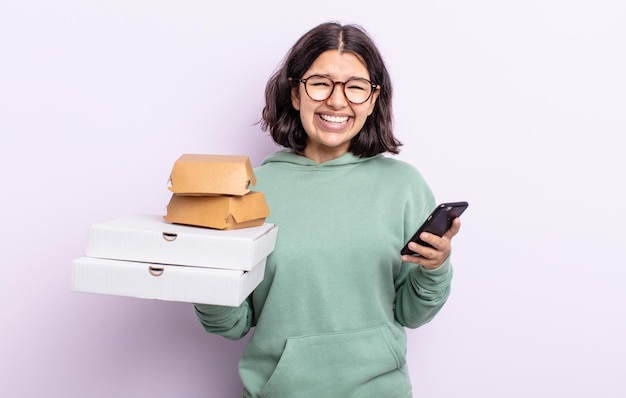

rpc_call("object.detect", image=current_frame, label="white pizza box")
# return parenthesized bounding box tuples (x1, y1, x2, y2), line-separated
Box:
(85, 214, 277, 271)
(71, 256, 265, 306)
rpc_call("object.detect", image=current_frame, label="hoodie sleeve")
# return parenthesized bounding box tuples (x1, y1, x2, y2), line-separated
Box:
(194, 299, 254, 340)
(393, 164, 453, 328)
(394, 258, 453, 328)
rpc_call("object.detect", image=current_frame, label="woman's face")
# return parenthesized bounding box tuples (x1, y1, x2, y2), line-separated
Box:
(291, 50, 379, 163)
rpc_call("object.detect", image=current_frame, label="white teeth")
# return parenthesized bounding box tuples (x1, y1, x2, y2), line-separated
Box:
(320, 114, 348, 123)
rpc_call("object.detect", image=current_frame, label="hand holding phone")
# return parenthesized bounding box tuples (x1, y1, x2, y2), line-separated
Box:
(401, 201, 468, 256)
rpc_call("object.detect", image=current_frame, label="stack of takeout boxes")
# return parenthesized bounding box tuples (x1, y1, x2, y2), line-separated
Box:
(71, 154, 277, 306)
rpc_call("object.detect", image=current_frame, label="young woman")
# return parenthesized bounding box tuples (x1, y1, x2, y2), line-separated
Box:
(195, 22, 461, 398)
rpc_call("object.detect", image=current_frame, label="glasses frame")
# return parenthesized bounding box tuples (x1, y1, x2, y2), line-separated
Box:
(291, 75, 380, 105)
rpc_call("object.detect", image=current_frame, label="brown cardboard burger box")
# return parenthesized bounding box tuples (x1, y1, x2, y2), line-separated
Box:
(164, 191, 269, 230)
(168, 153, 255, 196)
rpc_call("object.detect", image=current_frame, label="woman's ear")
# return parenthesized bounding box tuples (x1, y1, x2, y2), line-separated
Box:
(291, 86, 301, 111)
(367, 87, 380, 116)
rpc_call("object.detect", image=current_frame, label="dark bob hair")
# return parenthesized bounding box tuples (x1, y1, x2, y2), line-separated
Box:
(260, 22, 402, 157)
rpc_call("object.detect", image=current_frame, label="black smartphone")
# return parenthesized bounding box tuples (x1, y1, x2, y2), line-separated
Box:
(401, 201, 469, 256)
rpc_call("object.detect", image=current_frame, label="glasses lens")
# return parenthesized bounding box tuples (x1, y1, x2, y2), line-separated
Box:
(304, 75, 334, 101)
(344, 78, 373, 104)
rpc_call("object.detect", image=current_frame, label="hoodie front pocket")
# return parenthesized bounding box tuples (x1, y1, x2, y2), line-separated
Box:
(259, 325, 407, 398)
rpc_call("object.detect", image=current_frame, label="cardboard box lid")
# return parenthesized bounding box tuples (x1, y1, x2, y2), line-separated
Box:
(168, 154, 256, 196)
(164, 191, 270, 230)
(86, 214, 277, 270)
(72, 256, 265, 306)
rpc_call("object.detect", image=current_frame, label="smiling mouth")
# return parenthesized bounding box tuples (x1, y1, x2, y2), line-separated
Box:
(320, 114, 349, 124)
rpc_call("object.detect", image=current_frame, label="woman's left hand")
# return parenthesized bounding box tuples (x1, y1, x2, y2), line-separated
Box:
(401, 217, 461, 270)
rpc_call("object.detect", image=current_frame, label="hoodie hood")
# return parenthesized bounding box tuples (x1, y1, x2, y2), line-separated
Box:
(260, 149, 381, 169)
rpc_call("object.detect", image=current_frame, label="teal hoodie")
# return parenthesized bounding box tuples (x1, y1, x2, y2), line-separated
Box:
(195, 150, 453, 398)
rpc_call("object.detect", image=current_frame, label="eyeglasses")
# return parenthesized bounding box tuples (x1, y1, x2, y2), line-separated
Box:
(292, 75, 379, 105)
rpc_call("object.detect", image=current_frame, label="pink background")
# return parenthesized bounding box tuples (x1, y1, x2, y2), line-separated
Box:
(2, 1, 625, 397)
